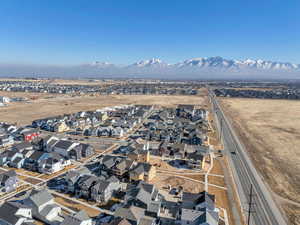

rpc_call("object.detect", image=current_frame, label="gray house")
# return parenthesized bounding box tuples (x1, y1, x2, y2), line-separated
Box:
(179, 191, 219, 225)
(180, 209, 219, 225)
(91, 180, 120, 203)
(24, 189, 62, 224)
(61, 210, 92, 225)
(0, 170, 18, 192)
(0, 201, 33, 225)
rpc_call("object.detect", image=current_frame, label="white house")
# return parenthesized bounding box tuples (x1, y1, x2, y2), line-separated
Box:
(0, 96, 10, 103)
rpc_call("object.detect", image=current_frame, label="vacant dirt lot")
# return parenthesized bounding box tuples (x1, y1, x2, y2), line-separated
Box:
(220, 98, 300, 224)
(150, 174, 204, 193)
(0, 94, 206, 125)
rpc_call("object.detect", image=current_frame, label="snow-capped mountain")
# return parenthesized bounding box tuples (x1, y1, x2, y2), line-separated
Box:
(130, 58, 169, 67)
(1, 56, 299, 79)
(87, 57, 300, 71)
(173, 57, 300, 71)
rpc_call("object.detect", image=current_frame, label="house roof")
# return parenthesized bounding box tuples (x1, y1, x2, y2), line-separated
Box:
(92, 180, 110, 193)
(107, 217, 132, 225)
(130, 163, 153, 176)
(181, 208, 203, 222)
(182, 191, 215, 210)
(77, 175, 98, 189)
(65, 170, 80, 182)
(61, 210, 90, 225)
(12, 156, 24, 164)
(137, 182, 155, 194)
(147, 201, 161, 214)
(0, 170, 17, 184)
(40, 204, 58, 217)
(0, 202, 30, 225)
(13, 142, 32, 151)
(181, 208, 219, 225)
(28, 151, 46, 161)
(7, 150, 20, 158)
(54, 140, 75, 150)
(114, 205, 145, 222)
(101, 155, 119, 169)
(28, 189, 54, 207)
(138, 216, 155, 225)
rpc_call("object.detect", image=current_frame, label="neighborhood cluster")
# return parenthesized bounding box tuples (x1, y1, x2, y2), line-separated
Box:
(214, 88, 300, 100)
(0, 103, 222, 225)
(0, 80, 201, 96)
(32, 105, 152, 138)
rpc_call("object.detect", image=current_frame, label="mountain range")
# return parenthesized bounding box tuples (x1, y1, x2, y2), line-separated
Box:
(90, 57, 300, 70)
(1, 56, 299, 79)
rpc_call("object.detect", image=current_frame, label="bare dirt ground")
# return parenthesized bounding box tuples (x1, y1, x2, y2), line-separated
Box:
(54, 195, 100, 217)
(150, 174, 204, 193)
(219, 97, 300, 225)
(0, 94, 206, 125)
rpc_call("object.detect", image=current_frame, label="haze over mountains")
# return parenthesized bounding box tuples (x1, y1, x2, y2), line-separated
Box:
(1, 56, 299, 79)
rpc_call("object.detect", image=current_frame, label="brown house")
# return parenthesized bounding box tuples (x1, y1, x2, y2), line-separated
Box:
(128, 149, 150, 163)
(129, 163, 156, 182)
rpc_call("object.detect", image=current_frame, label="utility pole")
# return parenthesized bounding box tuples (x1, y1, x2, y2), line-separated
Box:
(247, 184, 253, 225)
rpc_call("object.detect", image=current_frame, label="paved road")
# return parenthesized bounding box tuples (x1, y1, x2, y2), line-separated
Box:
(209, 90, 287, 225)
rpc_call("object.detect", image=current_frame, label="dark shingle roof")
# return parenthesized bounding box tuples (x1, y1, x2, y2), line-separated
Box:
(0, 202, 30, 225)
(54, 140, 74, 149)
(182, 191, 215, 210)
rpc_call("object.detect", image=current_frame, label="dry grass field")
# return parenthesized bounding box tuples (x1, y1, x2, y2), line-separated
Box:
(0, 94, 206, 125)
(0, 91, 59, 99)
(219, 98, 300, 225)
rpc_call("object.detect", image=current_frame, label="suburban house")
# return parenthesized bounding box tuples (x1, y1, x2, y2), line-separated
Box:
(72, 174, 120, 203)
(7, 151, 25, 169)
(12, 142, 33, 152)
(23, 151, 49, 172)
(129, 163, 156, 182)
(0, 135, 14, 147)
(74, 143, 94, 158)
(0, 201, 33, 225)
(100, 155, 136, 178)
(24, 189, 62, 224)
(124, 182, 160, 215)
(61, 210, 92, 225)
(178, 191, 219, 225)
(114, 205, 147, 225)
(63, 167, 91, 193)
(53, 122, 69, 133)
(49, 139, 94, 160)
(91, 179, 120, 203)
(43, 136, 60, 152)
(52, 140, 80, 157)
(20, 128, 40, 142)
(0, 170, 18, 192)
(39, 152, 71, 174)
(128, 148, 150, 163)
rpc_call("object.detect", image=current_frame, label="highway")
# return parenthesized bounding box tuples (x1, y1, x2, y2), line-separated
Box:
(209, 90, 287, 225)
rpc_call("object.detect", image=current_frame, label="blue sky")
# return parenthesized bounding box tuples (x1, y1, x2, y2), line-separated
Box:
(1, 0, 300, 65)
